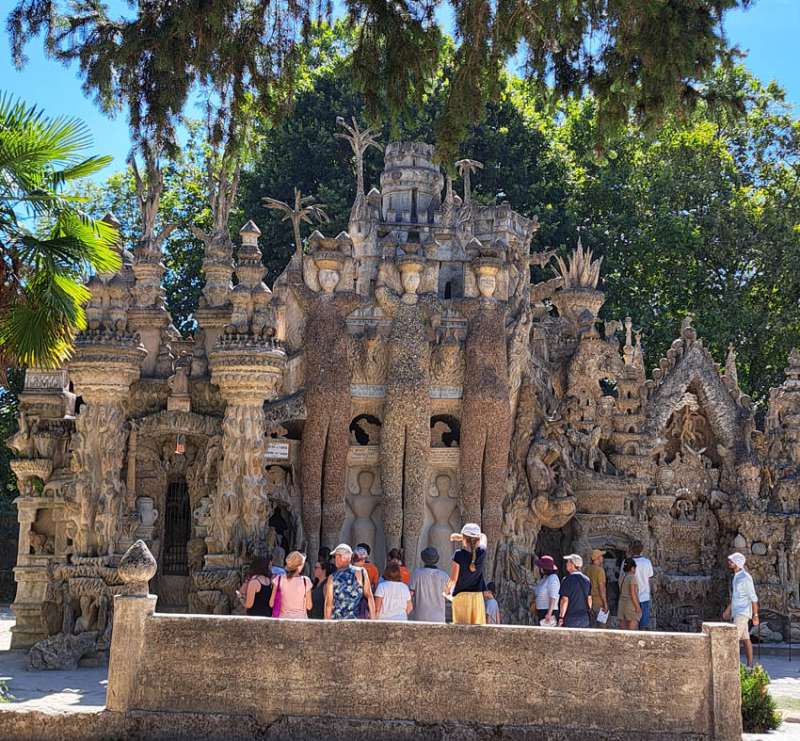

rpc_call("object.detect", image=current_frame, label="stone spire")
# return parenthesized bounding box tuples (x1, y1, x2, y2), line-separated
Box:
(725, 343, 739, 390)
(623, 316, 634, 365)
(207, 221, 287, 566)
(380, 142, 444, 224)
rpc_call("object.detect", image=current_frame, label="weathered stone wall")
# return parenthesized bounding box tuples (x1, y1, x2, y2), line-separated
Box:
(105, 595, 742, 741)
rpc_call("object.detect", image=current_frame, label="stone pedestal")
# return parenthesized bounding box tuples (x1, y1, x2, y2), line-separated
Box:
(10, 498, 50, 647)
(107, 540, 158, 712)
(127, 307, 169, 377)
(10, 564, 50, 648)
(702, 622, 743, 741)
(204, 553, 236, 569)
(195, 306, 231, 364)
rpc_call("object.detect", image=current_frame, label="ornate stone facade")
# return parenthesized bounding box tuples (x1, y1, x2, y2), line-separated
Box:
(8, 124, 800, 656)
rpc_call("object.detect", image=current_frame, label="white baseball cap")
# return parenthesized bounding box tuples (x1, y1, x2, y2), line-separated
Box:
(332, 543, 353, 557)
(564, 553, 583, 569)
(728, 552, 746, 569)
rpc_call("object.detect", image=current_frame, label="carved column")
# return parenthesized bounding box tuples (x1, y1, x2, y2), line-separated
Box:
(208, 341, 286, 564)
(67, 334, 146, 558)
(128, 239, 171, 377)
(194, 221, 235, 365)
(206, 220, 286, 566)
(9, 368, 76, 648)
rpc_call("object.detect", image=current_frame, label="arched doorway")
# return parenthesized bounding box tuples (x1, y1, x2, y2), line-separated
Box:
(158, 478, 191, 611)
(163, 479, 191, 576)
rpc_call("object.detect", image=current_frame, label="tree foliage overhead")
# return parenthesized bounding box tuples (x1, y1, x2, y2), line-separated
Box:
(7, 0, 313, 147)
(8, 0, 751, 160)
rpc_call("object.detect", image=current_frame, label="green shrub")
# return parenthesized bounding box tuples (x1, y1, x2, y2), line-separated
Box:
(740, 664, 781, 733)
(0, 679, 14, 703)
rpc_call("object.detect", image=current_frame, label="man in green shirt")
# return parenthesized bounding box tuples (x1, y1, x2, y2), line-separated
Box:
(585, 549, 609, 627)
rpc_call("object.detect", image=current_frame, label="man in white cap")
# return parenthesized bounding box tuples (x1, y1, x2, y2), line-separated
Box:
(722, 552, 759, 668)
(558, 554, 592, 628)
(324, 543, 375, 620)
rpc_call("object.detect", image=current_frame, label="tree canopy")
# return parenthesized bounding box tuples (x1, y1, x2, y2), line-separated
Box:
(7, 0, 752, 161)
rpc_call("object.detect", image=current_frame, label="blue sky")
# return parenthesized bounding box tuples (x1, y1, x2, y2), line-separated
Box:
(1, 0, 798, 175)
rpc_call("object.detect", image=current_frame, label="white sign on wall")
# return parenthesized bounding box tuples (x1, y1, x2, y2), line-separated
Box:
(266, 441, 290, 459)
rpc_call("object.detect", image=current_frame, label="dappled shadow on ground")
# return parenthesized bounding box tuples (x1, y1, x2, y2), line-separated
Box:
(0, 605, 107, 712)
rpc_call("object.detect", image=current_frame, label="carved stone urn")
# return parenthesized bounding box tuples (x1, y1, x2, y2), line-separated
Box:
(118, 539, 157, 596)
(551, 288, 605, 324)
(136, 496, 159, 529)
(134, 497, 158, 543)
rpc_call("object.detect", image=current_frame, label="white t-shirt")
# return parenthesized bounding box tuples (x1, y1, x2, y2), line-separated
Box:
(375, 580, 411, 620)
(633, 556, 654, 601)
(534, 573, 561, 610)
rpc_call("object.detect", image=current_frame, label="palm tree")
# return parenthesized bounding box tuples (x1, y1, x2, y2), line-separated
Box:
(0, 94, 119, 372)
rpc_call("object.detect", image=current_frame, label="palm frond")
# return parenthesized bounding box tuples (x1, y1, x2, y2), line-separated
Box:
(0, 271, 89, 368)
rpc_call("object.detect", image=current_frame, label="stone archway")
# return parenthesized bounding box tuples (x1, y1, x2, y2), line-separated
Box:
(642, 344, 741, 453)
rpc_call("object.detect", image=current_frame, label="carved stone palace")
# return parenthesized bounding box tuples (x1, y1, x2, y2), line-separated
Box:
(7, 124, 800, 664)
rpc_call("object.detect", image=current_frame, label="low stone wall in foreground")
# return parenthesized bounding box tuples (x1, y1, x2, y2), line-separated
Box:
(98, 592, 742, 741)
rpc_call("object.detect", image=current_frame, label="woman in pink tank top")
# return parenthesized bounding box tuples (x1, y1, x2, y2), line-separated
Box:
(270, 551, 312, 619)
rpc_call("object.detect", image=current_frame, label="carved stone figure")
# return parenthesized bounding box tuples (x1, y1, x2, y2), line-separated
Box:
(376, 252, 442, 565)
(345, 469, 382, 551)
(455, 253, 512, 573)
(289, 238, 367, 561)
(424, 473, 460, 562)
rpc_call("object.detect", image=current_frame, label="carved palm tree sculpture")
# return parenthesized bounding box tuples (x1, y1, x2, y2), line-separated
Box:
(335, 116, 383, 197)
(263, 187, 328, 259)
(455, 158, 484, 204)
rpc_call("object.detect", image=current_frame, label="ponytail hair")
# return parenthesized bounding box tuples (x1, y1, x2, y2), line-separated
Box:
(463, 535, 481, 572)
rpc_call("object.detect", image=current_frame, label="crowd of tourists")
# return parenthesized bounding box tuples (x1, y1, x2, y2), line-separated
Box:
(236, 523, 501, 624)
(236, 526, 760, 663)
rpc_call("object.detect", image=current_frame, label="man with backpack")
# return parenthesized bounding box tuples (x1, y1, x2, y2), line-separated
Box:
(558, 553, 592, 628)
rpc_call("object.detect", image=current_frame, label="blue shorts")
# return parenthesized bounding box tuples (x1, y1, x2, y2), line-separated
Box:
(639, 600, 651, 629)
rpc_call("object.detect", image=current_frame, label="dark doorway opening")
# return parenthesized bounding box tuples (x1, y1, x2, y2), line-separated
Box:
(163, 479, 191, 576)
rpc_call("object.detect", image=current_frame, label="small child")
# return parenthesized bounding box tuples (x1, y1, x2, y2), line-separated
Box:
(484, 581, 501, 625)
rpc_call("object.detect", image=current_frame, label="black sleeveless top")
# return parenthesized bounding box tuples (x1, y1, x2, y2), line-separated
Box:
(246, 577, 273, 617)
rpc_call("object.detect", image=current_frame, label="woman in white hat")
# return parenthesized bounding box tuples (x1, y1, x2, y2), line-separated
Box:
(445, 523, 488, 625)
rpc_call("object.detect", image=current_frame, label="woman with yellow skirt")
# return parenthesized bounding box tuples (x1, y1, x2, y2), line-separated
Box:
(445, 523, 487, 625)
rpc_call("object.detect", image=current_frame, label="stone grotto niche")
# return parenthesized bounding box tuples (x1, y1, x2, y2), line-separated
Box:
(264, 464, 302, 553)
(430, 414, 460, 448)
(660, 389, 720, 468)
(349, 414, 382, 446)
(30, 508, 55, 555)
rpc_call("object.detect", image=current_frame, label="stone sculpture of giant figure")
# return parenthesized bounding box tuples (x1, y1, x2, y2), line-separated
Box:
(376, 252, 442, 566)
(289, 239, 366, 561)
(457, 253, 511, 575)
